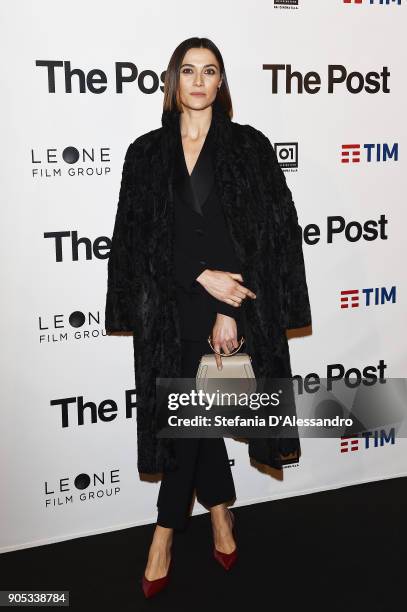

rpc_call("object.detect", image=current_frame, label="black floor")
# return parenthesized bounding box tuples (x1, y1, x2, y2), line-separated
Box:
(1, 476, 405, 611)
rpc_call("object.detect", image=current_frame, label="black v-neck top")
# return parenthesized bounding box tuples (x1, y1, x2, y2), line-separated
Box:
(172, 116, 245, 341)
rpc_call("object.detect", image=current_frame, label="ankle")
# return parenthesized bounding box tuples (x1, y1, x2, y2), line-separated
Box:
(210, 503, 228, 516)
(210, 504, 229, 525)
(150, 526, 172, 552)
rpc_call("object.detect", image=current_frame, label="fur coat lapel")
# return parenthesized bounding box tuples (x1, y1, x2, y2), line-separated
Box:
(105, 99, 312, 474)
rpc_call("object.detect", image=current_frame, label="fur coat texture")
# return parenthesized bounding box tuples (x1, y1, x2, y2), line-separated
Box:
(105, 99, 312, 475)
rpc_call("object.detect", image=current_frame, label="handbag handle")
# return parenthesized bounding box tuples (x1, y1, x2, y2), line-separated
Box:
(207, 335, 245, 356)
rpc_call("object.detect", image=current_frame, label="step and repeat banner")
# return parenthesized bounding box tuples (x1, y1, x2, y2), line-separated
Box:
(1, 0, 406, 553)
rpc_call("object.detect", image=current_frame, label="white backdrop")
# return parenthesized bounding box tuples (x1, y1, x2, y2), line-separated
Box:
(1, 0, 406, 553)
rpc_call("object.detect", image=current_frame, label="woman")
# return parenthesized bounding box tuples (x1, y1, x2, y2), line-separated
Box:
(105, 37, 312, 598)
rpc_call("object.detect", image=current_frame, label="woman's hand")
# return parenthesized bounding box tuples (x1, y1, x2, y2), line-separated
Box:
(211, 313, 240, 370)
(197, 269, 256, 308)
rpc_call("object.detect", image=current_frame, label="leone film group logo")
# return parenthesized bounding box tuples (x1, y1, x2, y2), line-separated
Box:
(38, 309, 107, 344)
(31, 145, 112, 179)
(44, 468, 121, 508)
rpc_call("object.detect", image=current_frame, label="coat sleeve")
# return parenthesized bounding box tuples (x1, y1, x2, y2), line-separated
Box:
(105, 141, 140, 332)
(256, 131, 312, 330)
(213, 300, 239, 318)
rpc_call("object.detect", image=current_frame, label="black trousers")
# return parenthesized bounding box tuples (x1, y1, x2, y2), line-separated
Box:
(156, 337, 236, 531)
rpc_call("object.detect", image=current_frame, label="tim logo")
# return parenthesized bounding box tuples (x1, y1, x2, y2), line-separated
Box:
(340, 286, 396, 309)
(341, 143, 398, 163)
(340, 428, 395, 453)
(343, 1, 401, 5)
(275, 142, 298, 170)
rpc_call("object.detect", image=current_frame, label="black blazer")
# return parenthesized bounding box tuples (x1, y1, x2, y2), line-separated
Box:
(172, 114, 245, 341)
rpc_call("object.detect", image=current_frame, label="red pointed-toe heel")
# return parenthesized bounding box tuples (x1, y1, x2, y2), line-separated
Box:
(141, 557, 172, 598)
(213, 508, 238, 570)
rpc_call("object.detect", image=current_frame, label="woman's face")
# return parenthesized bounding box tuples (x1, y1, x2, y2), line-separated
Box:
(178, 47, 223, 112)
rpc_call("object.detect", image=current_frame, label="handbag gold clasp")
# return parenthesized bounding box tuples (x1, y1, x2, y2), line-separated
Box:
(207, 335, 245, 356)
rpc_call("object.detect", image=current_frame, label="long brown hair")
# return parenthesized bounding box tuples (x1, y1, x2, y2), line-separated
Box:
(162, 37, 233, 119)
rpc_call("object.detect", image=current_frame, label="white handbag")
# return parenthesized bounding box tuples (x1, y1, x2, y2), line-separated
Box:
(196, 335, 257, 396)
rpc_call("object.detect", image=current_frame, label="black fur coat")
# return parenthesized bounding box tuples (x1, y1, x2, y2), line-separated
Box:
(105, 100, 312, 475)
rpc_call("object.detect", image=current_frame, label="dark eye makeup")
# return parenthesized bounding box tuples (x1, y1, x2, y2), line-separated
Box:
(180, 67, 217, 75)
